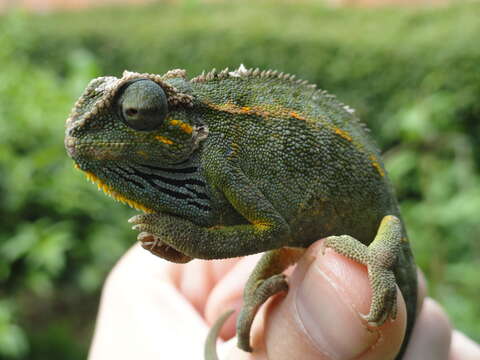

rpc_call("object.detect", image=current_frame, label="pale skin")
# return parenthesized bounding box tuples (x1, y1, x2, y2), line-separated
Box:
(89, 241, 480, 360)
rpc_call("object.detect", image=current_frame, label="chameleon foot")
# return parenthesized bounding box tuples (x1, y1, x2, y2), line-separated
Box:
(130, 215, 192, 263)
(237, 273, 288, 352)
(237, 248, 304, 352)
(203, 248, 302, 360)
(323, 215, 402, 327)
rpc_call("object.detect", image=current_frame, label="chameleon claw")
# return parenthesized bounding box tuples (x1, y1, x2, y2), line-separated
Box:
(360, 282, 398, 326)
(137, 231, 152, 241)
(137, 231, 193, 264)
(137, 232, 160, 250)
(132, 224, 149, 232)
(128, 214, 144, 224)
(361, 312, 389, 327)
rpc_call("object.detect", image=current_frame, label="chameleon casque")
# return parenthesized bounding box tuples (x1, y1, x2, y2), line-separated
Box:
(64, 65, 417, 359)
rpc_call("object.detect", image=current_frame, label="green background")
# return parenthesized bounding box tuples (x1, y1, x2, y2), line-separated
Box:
(0, 1, 479, 358)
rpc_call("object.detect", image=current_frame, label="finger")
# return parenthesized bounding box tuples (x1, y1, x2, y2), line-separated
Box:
(449, 330, 480, 360)
(205, 254, 262, 339)
(416, 268, 427, 311)
(403, 298, 451, 360)
(210, 257, 246, 283)
(179, 259, 215, 313)
(178, 257, 243, 314)
(89, 244, 208, 359)
(251, 241, 407, 360)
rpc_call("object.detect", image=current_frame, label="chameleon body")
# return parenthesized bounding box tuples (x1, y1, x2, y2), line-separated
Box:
(65, 65, 417, 359)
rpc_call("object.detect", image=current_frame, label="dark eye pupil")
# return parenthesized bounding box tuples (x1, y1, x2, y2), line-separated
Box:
(119, 79, 168, 131)
(125, 108, 138, 117)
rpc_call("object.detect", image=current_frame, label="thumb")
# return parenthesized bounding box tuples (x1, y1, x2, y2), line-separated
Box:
(246, 241, 407, 360)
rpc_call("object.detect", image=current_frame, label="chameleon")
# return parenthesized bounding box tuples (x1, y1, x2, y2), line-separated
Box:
(64, 65, 417, 359)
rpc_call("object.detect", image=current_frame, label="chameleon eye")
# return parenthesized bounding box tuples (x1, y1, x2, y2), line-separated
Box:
(119, 79, 168, 131)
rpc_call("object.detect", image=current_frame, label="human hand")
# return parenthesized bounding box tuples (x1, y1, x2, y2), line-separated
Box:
(88, 241, 480, 360)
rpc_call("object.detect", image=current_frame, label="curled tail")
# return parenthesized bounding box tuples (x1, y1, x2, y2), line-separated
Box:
(204, 310, 235, 360)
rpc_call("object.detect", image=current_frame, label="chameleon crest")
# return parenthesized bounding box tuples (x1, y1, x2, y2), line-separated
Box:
(65, 65, 417, 359)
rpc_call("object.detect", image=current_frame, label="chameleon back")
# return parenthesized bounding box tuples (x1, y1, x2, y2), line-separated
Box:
(190, 71, 400, 247)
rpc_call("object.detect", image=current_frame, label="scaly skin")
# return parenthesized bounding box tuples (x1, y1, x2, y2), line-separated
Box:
(65, 65, 417, 359)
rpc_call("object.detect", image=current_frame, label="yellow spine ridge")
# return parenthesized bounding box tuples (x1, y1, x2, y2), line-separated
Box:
(80, 170, 154, 213)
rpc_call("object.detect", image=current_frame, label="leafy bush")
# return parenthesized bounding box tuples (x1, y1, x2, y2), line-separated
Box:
(0, 2, 479, 358)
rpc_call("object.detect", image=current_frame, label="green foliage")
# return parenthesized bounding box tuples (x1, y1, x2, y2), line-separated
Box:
(0, 12, 134, 359)
(0, 2, 479, 358)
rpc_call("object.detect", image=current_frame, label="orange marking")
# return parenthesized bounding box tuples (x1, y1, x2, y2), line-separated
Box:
(370, 154, 385, 177)
(290, 111, 305, 120)
(207, 102, 311, 122)
(169, 119, 193, 134)
(253, 221, 271, 231)
(207, 103, 375, 168)
(180, 123, 193, 134)
(334, 127, 353, 142)
(155, 135, 174, 145)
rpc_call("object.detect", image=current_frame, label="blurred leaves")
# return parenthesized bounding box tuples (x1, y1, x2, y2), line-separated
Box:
(0, 11, 132, 359)
(0, 2, 479, 358)
(0, 301, 28, 358)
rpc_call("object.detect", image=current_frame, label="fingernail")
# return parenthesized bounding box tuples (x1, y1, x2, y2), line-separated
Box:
(295, 251, 378, 359)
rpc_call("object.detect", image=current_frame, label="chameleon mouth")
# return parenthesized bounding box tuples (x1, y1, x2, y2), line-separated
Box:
(72, 162, 192, 263)
(73, 163, 154, 213)
(65, 136, 129, 161)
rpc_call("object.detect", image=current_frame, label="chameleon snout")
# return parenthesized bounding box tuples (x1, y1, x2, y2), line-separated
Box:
(64, 135, 77, 158)
(64, 135, 129, 161)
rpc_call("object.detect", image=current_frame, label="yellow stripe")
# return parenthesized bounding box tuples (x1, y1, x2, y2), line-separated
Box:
(369, 154, 385, 177)
(169, 119, 193, 134)
(155, 135, 174, 145)
(334, 127, 353, 142)
(207, 102, 291, 120)
(207, 102, 383, 178)
(253, 220, 271, 231)
(76, 167, 154, 213)
(290, 111, 305, 120)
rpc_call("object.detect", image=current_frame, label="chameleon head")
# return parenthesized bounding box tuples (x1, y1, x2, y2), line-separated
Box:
(64, 70, 208, 213)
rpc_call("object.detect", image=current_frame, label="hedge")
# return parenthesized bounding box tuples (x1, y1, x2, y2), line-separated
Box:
(0, 2, 479, 358)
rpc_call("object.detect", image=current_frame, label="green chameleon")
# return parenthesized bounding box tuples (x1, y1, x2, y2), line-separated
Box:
(65, 65, 417, 359)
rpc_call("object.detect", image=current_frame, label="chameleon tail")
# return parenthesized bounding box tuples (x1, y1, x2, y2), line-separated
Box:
(204, 310, 235, 360)
(394, 240, 418, 360)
